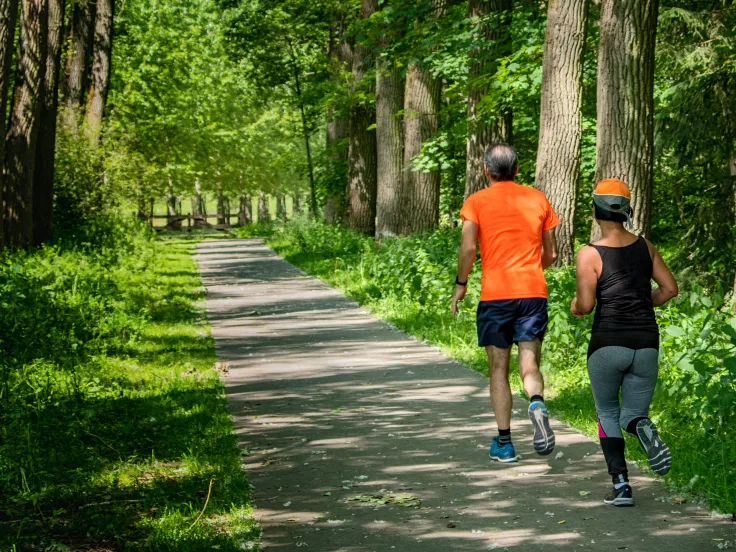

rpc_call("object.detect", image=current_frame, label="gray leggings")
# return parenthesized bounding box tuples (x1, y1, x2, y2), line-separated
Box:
(587, 346, 659, 439)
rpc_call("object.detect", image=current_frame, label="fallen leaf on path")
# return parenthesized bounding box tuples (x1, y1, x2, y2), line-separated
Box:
(283, 502, 291, 507)
(579, 491, 590, 496)
(346, 493, 420, 508)
(555, 451, 564, 459)
(287, 518, 300, 522)
(247, 311, 263, 316)
(447, 522, 457, 528)
(558, 520, 566, 524)
(672, 497, 686, 504)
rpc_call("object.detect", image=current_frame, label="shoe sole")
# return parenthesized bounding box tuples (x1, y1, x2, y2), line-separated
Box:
(636, 419, 672, 475)
(528, 403, 555, 456)
(604, 497, 634, 507)
(490, 453, 519, 463)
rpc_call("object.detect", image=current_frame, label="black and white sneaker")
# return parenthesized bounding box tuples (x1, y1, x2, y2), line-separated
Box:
(604, 484, 634, 507)
(635, 419, 672, 475)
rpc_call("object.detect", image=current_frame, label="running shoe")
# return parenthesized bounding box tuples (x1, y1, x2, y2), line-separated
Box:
(604, 484, 634, 507)
(635, 418, 672, 475)
(489, 436, 519, 463)
(528, 401, 555, 456)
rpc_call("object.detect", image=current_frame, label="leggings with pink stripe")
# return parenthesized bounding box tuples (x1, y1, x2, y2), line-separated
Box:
(587, 346, 659, 482)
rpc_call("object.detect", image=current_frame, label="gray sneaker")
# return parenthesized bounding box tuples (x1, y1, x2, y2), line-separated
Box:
(528, 401, 555, 456)
(635, 419, 672, 475)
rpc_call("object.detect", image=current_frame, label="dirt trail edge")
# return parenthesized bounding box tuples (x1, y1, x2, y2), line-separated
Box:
(197, 239, 734, 552)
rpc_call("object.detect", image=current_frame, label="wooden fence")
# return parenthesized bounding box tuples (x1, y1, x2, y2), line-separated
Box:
(148, 213, 240, 232)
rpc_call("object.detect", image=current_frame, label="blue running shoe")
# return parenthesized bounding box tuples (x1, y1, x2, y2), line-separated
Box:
(489, 436, 519, 463)
(528, 401, 555, 456)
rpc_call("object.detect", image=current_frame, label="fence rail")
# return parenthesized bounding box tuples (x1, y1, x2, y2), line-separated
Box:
(148, 213, 240, 232)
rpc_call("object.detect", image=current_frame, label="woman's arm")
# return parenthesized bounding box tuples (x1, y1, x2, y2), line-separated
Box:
(571, 246, 600, 317)
(647, 240, 678, 306)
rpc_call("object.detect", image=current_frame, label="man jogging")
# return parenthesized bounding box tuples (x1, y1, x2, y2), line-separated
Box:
(452, 144, 558, 463)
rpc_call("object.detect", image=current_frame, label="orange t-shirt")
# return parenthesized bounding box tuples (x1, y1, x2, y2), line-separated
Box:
(460, 181, 559, 302)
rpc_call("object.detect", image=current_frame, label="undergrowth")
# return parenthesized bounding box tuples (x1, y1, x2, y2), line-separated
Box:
(267, 217, 736, 515)
(0, 224, 259, 550)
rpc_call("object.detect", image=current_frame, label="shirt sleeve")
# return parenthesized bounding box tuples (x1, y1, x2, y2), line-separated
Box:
(543, 198, 560, 231)
(460, 195, 479, 225)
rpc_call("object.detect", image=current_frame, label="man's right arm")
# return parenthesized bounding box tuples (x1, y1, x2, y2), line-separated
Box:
(541, 229, 558, 269)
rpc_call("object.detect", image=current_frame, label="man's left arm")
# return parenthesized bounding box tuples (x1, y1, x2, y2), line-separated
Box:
(541, 228, 558, 269)
(451, 220, 478, 316)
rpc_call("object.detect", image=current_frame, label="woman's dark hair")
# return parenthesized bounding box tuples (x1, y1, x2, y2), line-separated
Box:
(484, 144, 518, 181)
(594, 203, 629, 223)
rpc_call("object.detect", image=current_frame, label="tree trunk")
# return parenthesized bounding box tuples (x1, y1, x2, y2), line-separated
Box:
(534, 0, 588, 265)
(465, 0, 513, 199)
(0, 0, 19, 181)
(293, 194, 301, 215)
(2, 0, 48, 250)
(258, 193, 270, 223)
(216, 182, 226, 225)
(167, 176, 181, 230)
(32, 0, 65, 246)
(239, 194, 251, 226)
(64, 0, 94, 111)
(276, 194, 287, 221)
(324, 10, 351, 223)
(402, 63, 441, 234)
(84, 0, 113, 146)
(592, 0, 658, 240)
(347, 0, 378, 235)
(375, 57, 405, 239)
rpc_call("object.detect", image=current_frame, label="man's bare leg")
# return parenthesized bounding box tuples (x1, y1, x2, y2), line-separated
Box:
(518, 339, 555, 455)
(486, 345, 512, 430)
(517, 339, 544, 398)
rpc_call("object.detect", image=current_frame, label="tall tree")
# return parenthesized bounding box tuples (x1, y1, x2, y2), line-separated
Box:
(32, 0, 66, 246)
(401, 0, 444, 234)
(84, 0, 114, 145)
(465, 0, 513, 199)
(64, 0, 94, 109)
(2, 0, 48, 249)
(534, 0, 588, 265)
(593, 0, 659, 239)
(324, 9, 351, 223)
(375, 27, 405, 238)
(0, 0, 19, 175)
(347, 0, 378, 235)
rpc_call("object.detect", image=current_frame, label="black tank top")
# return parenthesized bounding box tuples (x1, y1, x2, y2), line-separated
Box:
(587, 236, 659, 357)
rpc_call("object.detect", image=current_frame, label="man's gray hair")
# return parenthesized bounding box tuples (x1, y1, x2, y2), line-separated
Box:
(484, 144, 518, 181)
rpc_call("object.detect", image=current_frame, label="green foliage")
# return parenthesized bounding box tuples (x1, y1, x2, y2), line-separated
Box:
(0, 232, 258, 549)
(269, 220, 736, 513)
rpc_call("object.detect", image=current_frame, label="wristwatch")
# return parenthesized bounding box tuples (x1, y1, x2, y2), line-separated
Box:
(455, 276, 468, 286)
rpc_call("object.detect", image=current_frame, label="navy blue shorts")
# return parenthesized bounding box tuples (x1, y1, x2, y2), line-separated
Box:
(476, 298, 548, 348)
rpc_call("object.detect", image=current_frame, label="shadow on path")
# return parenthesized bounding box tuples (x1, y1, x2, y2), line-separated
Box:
(198, 239, 735, 552)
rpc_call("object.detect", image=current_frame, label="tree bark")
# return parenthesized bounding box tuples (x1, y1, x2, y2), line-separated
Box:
(32, 0, 65, 246)
(258, 193, 270, 222)
(84, 0, 113, 146)
(0, 0, 19, 176)
(2, 0, 48, 250)
(534, 0, 588, 265)
(64, 0, 94, 111)
(293, 194, 301, 214)
(239, 194, 251, 226)
(402, 63, 441, 234)
(216, 182, 226, 225)
(167, 175, 181, 230)
(325, 10, 351, 223)
(276, 194, 287, 221)
(465, 0, 513, 199)
(347, 0, 378, 235)
(592, 0, 658, 240)
(375, 57, 405, 239)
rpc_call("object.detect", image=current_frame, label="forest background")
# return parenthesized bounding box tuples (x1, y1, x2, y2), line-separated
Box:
(0, 0, 735, 548)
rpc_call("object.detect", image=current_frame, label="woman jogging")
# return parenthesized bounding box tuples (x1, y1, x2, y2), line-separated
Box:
(571, 179, 679, 507)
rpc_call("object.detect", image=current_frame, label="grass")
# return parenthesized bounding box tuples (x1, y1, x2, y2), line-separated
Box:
(266, 222, 736, 515)
(0, 236, 259, 551)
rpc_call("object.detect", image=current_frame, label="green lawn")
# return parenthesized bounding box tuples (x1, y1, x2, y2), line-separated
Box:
(0, 237, 259, 551)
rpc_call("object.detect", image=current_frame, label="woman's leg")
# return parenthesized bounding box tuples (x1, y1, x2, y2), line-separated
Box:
(620, 348, 672, 474)
(587, 346, 634, 483)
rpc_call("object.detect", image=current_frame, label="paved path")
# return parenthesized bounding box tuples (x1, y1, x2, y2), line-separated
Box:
(197, 239, 734, 552)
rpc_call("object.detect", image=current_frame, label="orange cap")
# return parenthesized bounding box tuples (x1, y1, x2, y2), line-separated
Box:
(594, 178, 631, 198)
